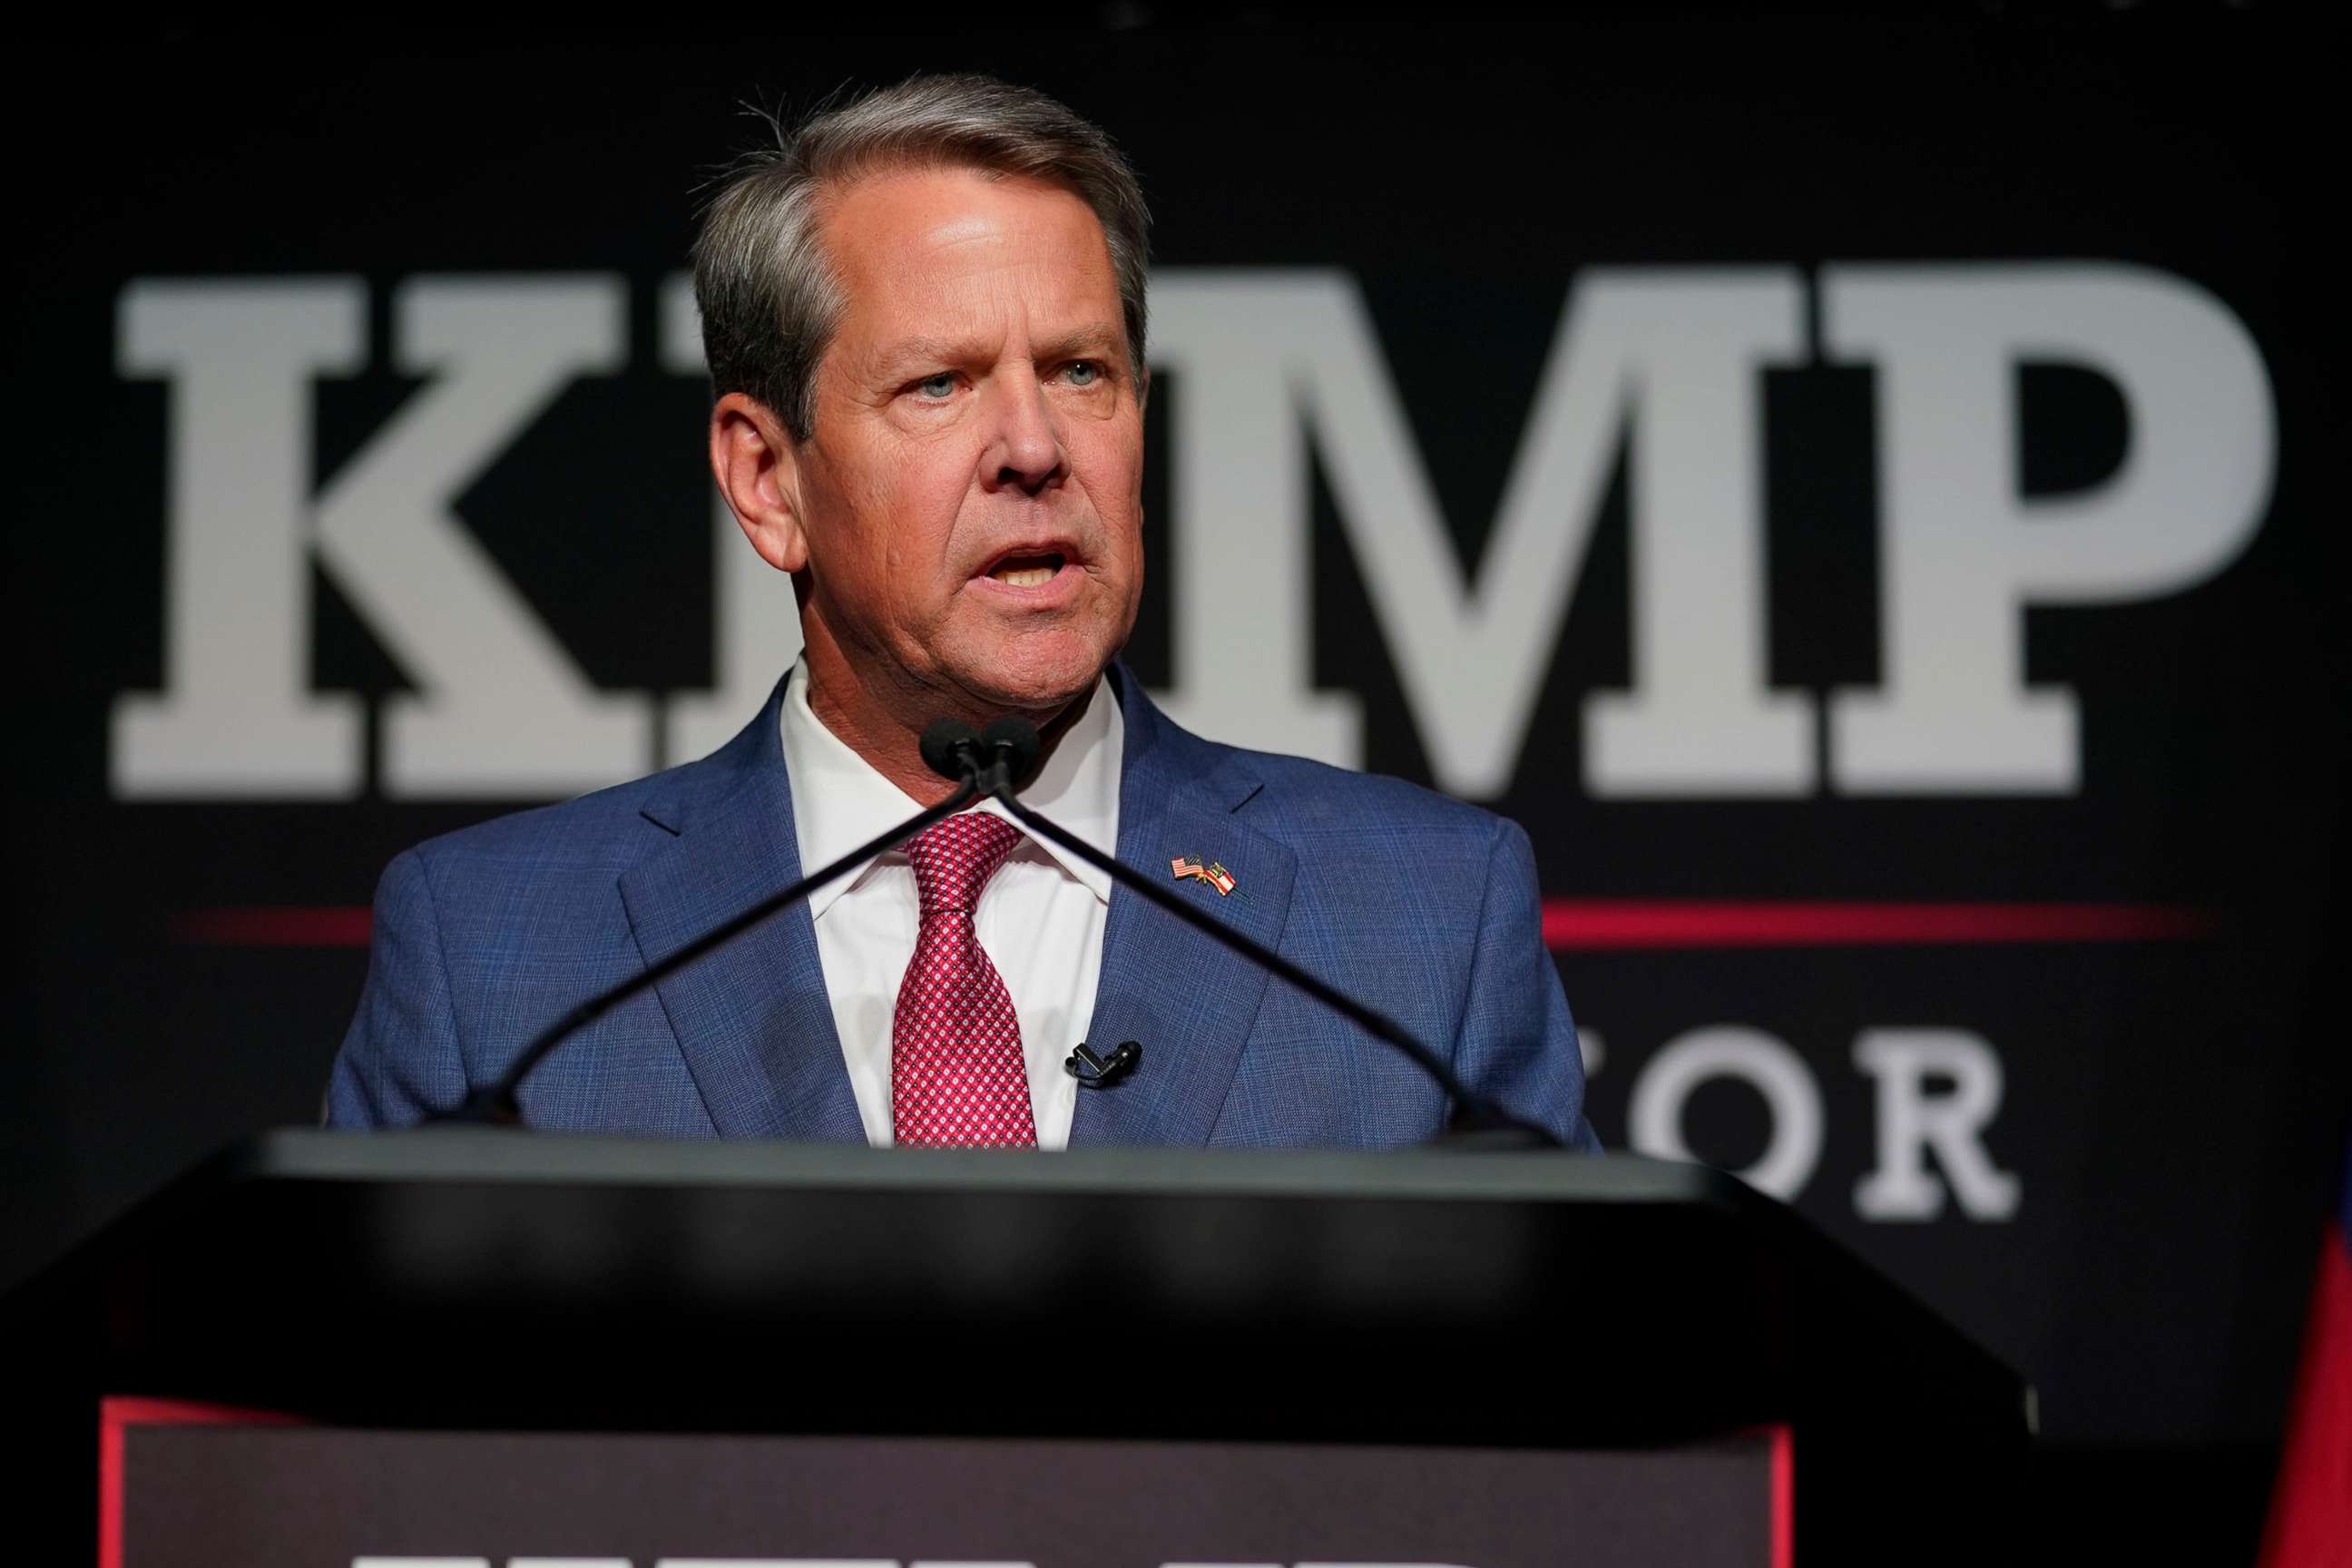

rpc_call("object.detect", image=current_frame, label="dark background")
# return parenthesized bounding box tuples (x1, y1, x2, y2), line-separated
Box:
(5, 6, 2344, 1561)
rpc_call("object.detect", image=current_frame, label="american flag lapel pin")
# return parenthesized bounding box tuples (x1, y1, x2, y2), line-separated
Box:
(1172, 854, 1238, 897)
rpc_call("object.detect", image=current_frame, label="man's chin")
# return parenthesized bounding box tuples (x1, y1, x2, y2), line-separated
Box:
(945, 633, 1114, 717)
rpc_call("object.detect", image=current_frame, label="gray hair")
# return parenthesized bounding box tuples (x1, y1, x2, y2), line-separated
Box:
(691, 74, 1152, 443)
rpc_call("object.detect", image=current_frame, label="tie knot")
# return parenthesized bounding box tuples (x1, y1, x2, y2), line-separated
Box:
(904, 811, 1024, 921)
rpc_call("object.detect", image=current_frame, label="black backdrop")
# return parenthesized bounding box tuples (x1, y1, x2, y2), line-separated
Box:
(5, 8, 2344, 1560)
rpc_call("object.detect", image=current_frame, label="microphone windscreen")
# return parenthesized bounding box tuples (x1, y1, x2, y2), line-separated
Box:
(919, 718, 984, 783)
(981, 715, 1044, 787)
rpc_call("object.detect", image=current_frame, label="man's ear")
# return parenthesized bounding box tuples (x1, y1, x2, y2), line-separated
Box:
(709, 392, 809, 573)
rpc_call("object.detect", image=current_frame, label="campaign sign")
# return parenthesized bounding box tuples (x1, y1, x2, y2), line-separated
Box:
(103, 1402, 1787, 1568)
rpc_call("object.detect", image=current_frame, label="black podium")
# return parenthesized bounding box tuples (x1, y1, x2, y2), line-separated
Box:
(8, 1130, 2024, 1565)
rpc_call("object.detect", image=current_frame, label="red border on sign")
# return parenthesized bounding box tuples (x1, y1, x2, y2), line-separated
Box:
(1731, 1423, 1797, 1567)
(1771, 1423, 1794, 1568)
(93, 1398, 1795, 1563)
(100, 1396, 299, 1568)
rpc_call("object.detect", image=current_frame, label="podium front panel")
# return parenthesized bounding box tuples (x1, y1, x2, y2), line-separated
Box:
(107, 1401, 1789, 1568)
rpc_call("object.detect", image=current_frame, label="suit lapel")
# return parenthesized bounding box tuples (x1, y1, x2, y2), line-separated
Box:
(616, 694, 864, 1142)
(1071, 674, 1296, 1147)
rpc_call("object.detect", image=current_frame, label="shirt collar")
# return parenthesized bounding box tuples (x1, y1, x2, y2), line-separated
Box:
(777, 656, 1123, 920)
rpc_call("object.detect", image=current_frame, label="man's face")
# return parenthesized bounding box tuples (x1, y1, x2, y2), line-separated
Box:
(789, 164, 1145, 717)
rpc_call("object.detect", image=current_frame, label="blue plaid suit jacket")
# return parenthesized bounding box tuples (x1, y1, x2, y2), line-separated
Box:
(326, 665, 1598, 1149)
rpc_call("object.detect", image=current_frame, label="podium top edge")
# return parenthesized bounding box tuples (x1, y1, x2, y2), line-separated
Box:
(216, 1127, 1748, 1210)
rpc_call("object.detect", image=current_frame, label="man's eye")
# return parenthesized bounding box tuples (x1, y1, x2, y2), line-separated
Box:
(1063, 360, 1101, 387)
(916, 373, 956, 399)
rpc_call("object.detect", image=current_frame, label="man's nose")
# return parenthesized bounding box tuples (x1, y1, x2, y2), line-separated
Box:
(979, 366, 1068, 495)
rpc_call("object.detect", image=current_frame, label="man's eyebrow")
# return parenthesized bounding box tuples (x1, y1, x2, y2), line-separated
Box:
(866, 335, 975, 377)
(1033, 323, 1124, 361)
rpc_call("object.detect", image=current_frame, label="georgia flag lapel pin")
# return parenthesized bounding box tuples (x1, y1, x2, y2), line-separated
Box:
(1173, 854, 1239, 897)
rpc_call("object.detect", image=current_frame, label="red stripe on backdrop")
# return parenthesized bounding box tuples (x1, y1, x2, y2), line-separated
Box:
(2259, 1222, 2352, 1568)
(168, 901, 2216, 951)
(1541, 900, 2211, 949)
(170, 906, 375, 947)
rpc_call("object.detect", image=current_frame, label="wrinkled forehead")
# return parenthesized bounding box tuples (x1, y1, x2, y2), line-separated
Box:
(817, 164, 1120, 347)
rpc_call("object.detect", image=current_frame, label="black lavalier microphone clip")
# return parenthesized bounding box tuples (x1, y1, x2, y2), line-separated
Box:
(1066, 1039, 1142, 1087)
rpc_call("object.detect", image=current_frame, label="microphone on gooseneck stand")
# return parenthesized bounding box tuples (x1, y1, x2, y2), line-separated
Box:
(925, 717, 1561, 1149)
(429, 720, 994, 1128)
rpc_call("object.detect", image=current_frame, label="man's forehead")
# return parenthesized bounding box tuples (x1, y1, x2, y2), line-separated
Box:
(825, 165, 1110, 272)
(917, 209, 1010, 251)
(821, 168, 1122, 357)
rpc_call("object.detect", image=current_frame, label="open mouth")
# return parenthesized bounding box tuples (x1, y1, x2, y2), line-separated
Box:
(986, 551, 1067, 587)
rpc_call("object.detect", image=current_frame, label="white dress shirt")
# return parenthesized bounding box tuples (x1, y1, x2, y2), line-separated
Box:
(777, 658, 1122, 1149)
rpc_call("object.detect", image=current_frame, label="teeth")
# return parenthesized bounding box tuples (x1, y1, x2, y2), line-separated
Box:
(992, 564, 1057, 587)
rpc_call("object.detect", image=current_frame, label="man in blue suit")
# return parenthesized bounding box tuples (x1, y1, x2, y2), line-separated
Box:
(328, 74, 1597, 1152)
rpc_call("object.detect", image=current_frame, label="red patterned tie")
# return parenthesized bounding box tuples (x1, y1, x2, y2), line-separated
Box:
(892, 811, 1039, 1148)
